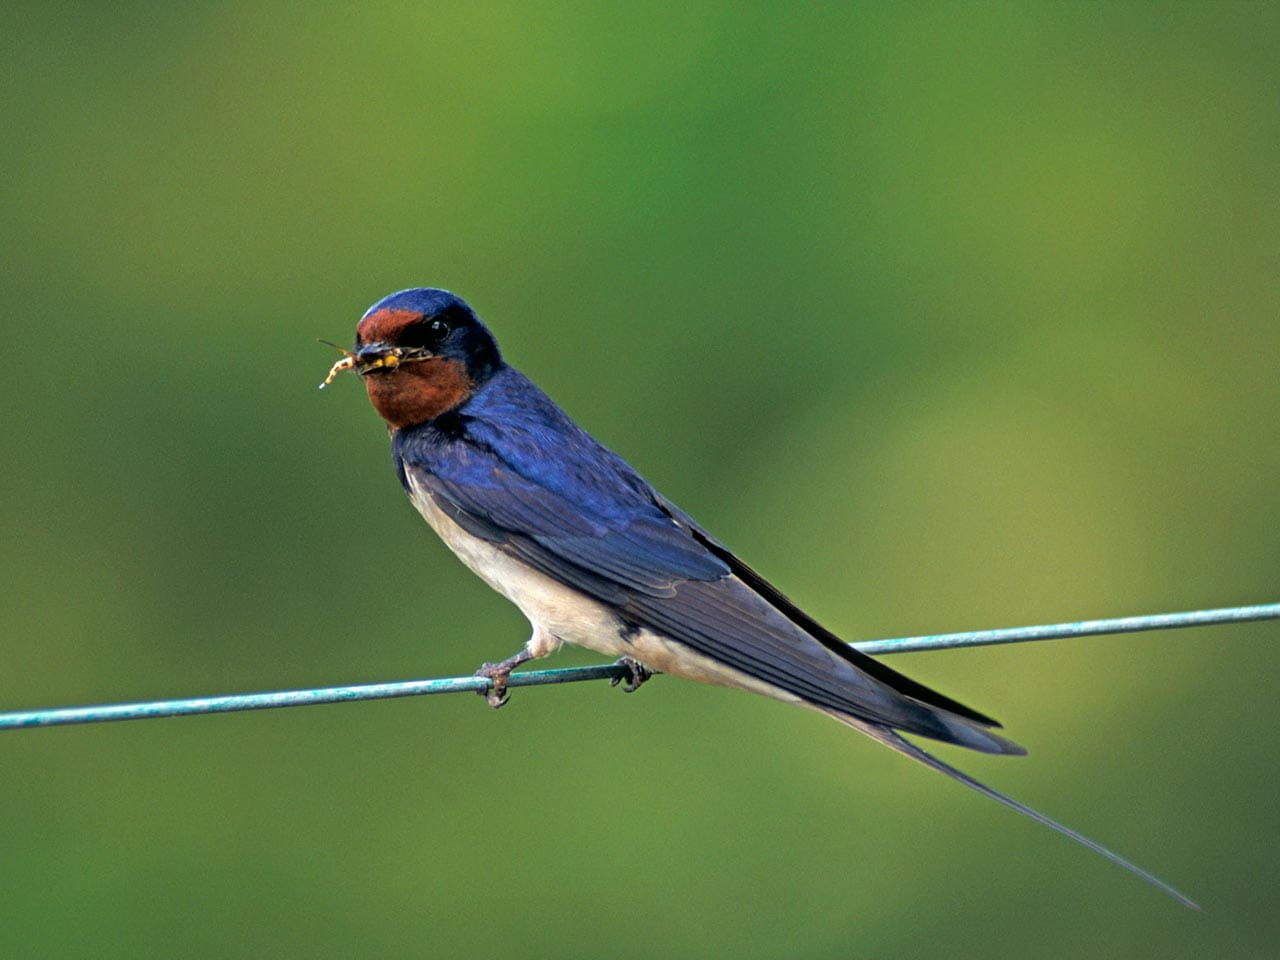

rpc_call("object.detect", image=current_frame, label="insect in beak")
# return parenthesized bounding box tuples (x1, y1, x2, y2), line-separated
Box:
(318, 340, 356, 389)
(319, 340, 435, 389)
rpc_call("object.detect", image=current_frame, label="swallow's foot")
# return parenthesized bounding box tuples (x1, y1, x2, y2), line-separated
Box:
(609, 656, 653, 693)
(474, 650, 534, 708)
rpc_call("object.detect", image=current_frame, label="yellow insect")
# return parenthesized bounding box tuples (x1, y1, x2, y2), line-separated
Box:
(317, 340, 419, 389)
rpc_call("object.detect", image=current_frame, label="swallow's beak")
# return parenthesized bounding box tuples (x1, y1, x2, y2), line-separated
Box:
(354, 341, 437, 375)
(354, 341, 395, 370)
(318, 340, 436, 390)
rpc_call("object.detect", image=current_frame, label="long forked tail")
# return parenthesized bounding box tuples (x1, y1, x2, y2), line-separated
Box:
(835, 713, 1200, 909)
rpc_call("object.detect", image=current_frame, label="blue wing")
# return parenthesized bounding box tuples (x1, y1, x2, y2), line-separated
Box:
(394, 369, 1014, 751)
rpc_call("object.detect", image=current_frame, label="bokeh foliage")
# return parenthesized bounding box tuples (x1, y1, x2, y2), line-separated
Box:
(2, 3, 1278, 957)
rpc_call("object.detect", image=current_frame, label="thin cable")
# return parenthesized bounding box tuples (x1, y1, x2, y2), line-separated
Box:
(855, 601, 1280, 655)
(2, 602, 1276, 731)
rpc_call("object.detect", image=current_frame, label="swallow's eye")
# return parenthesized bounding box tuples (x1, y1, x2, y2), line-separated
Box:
(398, 316, 453, 352)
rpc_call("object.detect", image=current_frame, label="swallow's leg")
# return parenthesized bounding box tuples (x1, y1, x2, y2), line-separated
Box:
(609, 656, 653, 693)
(474, 648, 535, 708)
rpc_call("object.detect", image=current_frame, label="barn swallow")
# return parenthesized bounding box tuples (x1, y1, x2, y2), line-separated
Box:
(322, 287, 1194, 907)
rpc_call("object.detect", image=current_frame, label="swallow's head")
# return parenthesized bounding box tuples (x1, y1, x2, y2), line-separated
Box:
(322, 288, 503, 429)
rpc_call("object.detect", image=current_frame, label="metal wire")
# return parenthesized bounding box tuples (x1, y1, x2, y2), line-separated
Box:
(2, 602, 1276, 731)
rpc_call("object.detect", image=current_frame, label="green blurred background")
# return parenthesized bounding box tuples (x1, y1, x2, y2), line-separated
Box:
(2, 3, 1277, 957)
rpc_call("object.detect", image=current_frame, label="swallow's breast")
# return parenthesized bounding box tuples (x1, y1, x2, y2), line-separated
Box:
(405, 470, 621, 658)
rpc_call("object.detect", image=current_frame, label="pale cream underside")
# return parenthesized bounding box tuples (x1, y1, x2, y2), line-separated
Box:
(405, 472, 802, 705)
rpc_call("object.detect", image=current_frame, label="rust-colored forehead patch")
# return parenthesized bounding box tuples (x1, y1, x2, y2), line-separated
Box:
(357, 308, 424, 345)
